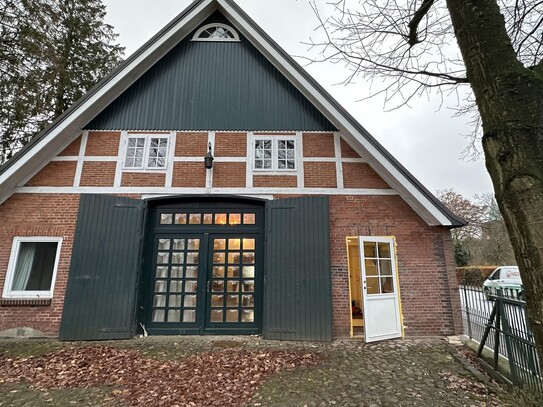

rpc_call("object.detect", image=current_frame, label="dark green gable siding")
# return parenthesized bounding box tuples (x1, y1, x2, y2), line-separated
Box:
(86, 12, 336, 132)
(59, 195, 145, 340)
(263, 196, 332, 341)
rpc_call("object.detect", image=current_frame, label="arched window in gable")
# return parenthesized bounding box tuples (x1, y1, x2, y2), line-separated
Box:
(192, 23, 240, 42)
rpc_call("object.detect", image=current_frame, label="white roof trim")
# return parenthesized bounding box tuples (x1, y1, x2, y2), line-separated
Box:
(0, 0, 455, 226)
(216, 0, 451, 226)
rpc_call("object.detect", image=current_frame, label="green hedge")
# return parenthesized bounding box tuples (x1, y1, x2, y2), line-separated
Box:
(456, 266, 497, 286)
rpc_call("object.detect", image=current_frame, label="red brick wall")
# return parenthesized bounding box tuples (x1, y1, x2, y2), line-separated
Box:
(172, 163, 206, 187)
(85, 132, 120, 156)
(176, 132, 208, 157)
(340, 138, 360, 158)
(0, 192, 458, 339)
(215, 133, 246, 157)
(253, 175, 297, 188)
(121, 172, 166, 187)
(80, 162, 116, 187)
(303, 133, 335, 157)
(327, 195, 459, 337)
(0, 194, 80, 336)
(304, 162, 337, 188)
(213, 163, 246, 187)
(26, 162, 76, 187)
(343, 163, 390, 189)
(58, 137, 81, 156)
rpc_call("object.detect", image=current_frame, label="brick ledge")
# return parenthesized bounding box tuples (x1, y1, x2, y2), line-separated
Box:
(0, 298, 52, 306)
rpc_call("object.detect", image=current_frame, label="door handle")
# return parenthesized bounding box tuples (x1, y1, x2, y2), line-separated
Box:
(207, 280, 211, 293)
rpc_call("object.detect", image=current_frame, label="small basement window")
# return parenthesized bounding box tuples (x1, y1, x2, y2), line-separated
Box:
(192, 23, 240, 41)
(253, 137, 297, 171)
(124, 135, 169, 170)
(3, 237, 62, 299)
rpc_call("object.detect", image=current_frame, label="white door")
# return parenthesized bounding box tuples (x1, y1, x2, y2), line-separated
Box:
(359, 236, 403, 342)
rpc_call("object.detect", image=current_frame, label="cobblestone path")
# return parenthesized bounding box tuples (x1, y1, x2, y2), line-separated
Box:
(0, 336, 523, 406)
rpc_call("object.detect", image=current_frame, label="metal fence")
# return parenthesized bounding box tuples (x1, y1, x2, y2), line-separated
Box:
(459, 285, 542, 390)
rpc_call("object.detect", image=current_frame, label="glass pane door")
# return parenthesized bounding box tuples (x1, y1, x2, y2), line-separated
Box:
(206, 236, 257, 328)
(149, 236, 202, 326)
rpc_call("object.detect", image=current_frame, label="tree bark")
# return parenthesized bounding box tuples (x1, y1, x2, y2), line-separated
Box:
(446, 0, 543, 370)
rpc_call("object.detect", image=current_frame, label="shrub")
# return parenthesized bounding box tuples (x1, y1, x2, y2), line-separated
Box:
(456, 266, 497, 286)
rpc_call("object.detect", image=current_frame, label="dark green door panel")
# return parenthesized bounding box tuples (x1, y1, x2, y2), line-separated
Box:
(59, 194, 145, 340)
(263, 196, 332, 341)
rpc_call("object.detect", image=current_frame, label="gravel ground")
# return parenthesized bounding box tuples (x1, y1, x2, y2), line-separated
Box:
(0, 336, 529, 406)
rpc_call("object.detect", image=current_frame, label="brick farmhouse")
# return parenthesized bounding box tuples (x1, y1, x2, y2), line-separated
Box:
(0, 0, 463, 342)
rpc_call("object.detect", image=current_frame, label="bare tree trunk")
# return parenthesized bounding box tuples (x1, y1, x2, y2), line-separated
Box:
(446, 0, 543, 369)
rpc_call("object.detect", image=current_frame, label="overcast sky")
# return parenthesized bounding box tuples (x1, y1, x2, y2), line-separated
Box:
(101, 0, 494, 198)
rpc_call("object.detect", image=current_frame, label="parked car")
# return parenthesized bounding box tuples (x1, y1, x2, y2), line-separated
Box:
(483, 266, 524, 301)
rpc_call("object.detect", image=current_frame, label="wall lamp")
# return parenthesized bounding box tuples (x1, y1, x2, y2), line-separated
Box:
(204, 142, 214, 169)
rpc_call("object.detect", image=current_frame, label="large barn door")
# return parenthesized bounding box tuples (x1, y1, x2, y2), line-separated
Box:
(263, 196, 332, 341)
(59, 194, 145, 340)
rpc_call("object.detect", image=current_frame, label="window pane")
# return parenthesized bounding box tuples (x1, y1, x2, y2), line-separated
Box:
(210, 310, 223, 322)
(125, 137, 146, 168)
(242, 266, 255, 278)
(170, 266, 182, 278)
(169, 295, 182, 307)
(152, 310, 165, 322)
(226, 310, 239, 322)
(378, 243, 391, 258)
(227, 266, 240, 278)
(364, 242, 377, 258)
(183, 310, 196, 323)
(215, 214, 227, 225)
(189, 214, 201, 224)
(156, 266, 168, 278)
(365, 259, 378, 276)
(10, 242, 58, 291)
(229, 214, 241, 225)
(211, 295, 224, 307)
(243, 239, 255, 250)
(381, 277, 394, 293)
(160, 214, 173, 224)
(243, 214, 256, 225)
(153, 295, 166, 307)
(242, 295, 254, 307)
(167, 310, 181, 322)
(226, 295, 239, 307)
(203, 213, 213, 224)
(187, 239, 200, 250)
(184, 295, 197, 307)
(366, 277, 380, 294)
(185, 266, 198, 278)
(213, 266, 225, 278)
(213, 239, 226, 250)
(173, 239, 185, 250)
(228, 252, 240, 264)
(241, 310, 254, 323)
(158, 239, 170, 250)
(228, 239, 241, 250)
(175, 214, 187, 224)
(380, 260, 392, 276)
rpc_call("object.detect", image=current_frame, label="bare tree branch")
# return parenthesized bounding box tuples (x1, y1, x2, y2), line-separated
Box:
(408, 0, 435, 46)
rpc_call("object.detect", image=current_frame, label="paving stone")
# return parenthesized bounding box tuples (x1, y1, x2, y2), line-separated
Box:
(0, 336, 526, 406)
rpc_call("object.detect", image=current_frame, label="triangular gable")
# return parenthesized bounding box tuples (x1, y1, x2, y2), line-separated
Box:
(0, 0, 463, 227)
(87, 11, 335, 132)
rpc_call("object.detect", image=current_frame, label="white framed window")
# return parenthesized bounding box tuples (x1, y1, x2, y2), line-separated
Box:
(2, 237, 62, 299)
(192, 23, 240, 42)
(124, 135, 169, 170)
(253, 137, 297, 171)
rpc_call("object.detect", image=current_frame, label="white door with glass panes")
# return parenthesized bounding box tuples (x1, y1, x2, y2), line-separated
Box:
(359, 237, 402, 342)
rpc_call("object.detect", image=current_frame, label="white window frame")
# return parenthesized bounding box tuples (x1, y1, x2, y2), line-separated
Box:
(123, 134, 170, 171)
(2, 237, 63, 299)
(253, 136, 297, 172)
(192, 23, 240, 42)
